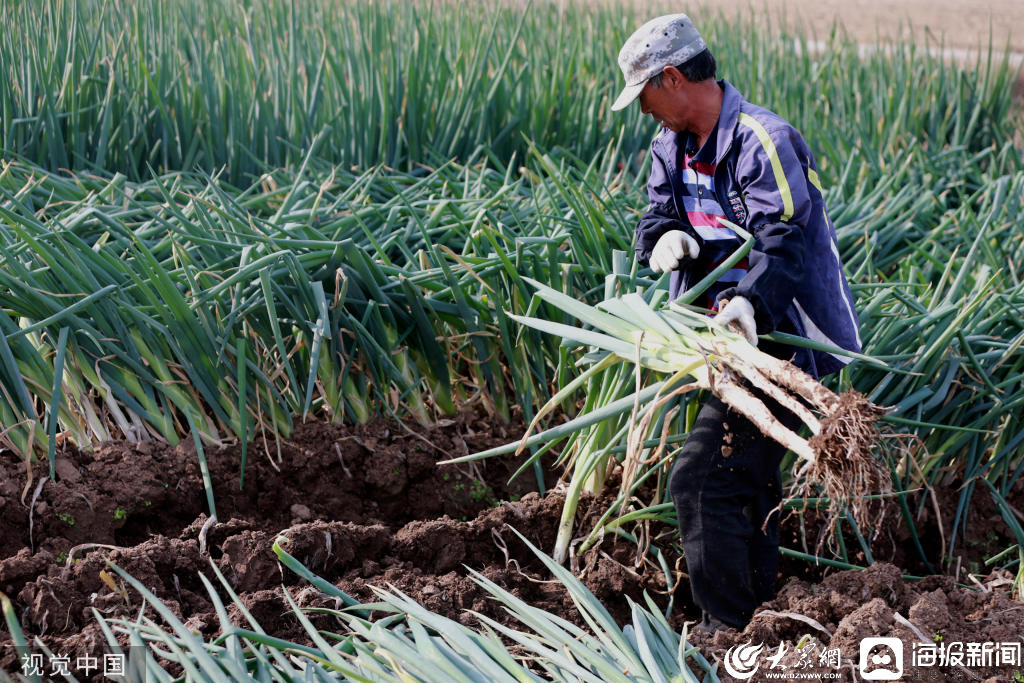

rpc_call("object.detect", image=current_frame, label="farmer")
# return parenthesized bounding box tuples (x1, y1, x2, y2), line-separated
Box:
(611, 14, 861, 633)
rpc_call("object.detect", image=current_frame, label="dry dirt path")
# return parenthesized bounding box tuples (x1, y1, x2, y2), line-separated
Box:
(679, 0, 1024, 106)
(684, 0, 1023, 55)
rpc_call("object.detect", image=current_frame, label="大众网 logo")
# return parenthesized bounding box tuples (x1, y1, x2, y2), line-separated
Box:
(723, 641, 764, 679)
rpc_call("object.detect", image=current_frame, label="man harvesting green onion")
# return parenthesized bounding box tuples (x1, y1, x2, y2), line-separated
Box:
(612, 14, 862, 633)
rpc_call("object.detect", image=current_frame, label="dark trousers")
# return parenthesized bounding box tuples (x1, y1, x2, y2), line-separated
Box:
(669, 392, 802, 629)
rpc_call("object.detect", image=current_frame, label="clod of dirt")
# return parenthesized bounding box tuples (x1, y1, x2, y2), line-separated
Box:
(1, 548, 54, 597)
(907, 589, 953, 634)
(394, 519, 469, 573)
(831, 597, 895, 653)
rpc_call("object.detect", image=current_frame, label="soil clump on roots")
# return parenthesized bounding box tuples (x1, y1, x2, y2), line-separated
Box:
(1, 408, 1022, 680)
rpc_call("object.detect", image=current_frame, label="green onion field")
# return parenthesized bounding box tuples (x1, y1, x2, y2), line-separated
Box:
(1, 0, 1023, 680)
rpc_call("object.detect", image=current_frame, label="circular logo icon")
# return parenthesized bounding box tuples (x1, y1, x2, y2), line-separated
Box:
(723, 641, 765, 679)
(858, 637, 904, 680)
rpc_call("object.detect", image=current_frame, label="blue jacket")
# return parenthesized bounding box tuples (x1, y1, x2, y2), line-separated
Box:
(635, 80, 861, 378)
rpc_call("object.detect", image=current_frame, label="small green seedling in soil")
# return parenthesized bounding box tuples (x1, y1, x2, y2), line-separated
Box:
(57, 512, 75, 526)
(470, 481, 497, 506)
(114, 508, 127, 520)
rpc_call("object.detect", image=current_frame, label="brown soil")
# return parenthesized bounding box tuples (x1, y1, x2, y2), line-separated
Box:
(0, 409, 667, 678)
(687, 562, 1024, 682)
(2, 408, 1023, 680)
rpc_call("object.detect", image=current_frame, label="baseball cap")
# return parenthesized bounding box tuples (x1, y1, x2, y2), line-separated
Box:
(611, 14, 707, 111)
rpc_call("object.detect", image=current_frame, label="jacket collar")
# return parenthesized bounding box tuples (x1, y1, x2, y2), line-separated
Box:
(712, 79, 743, 165)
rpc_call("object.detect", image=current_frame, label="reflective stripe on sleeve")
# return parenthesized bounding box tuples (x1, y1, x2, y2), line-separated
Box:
(808, 168, 823, 193)
(738, 113, 794, 222)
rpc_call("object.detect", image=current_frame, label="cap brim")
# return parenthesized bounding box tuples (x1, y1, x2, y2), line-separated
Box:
(611, 81, 645, 111)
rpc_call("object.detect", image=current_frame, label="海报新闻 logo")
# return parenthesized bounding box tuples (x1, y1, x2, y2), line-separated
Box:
(859, 637, 903, 680)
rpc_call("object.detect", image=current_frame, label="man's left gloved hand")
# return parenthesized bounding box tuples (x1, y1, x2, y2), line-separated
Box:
(715, 296, 758, 346)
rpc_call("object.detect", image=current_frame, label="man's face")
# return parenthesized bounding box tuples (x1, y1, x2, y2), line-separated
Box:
(638, 72, 687, 132)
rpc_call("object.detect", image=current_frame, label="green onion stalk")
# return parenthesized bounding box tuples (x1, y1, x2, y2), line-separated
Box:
(337, 361, 373, 425)
(549, 360, 638, 564)
(380, 322, 431, 424)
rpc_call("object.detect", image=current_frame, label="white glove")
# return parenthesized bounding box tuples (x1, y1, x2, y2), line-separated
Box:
(649, 230, 699, 273)
(715, 296, 758, 346)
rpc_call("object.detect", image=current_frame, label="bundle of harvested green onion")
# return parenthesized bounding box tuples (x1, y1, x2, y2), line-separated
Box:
(510, 277, 895, 546)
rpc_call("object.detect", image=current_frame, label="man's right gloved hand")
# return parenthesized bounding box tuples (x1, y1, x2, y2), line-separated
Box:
(650, 230, 700, 273)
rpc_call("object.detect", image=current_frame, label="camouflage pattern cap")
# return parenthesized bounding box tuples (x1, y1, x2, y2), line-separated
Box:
(611, 14, 706, 111)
